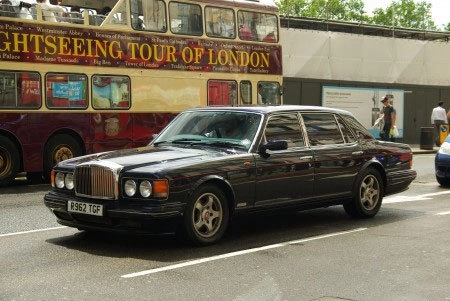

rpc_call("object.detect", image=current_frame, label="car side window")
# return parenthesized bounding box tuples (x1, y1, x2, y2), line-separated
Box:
(342, 114, 374, 140)
(335, 115, 357, 143)
(264, 113, 304, 147)
(301, 113, 344, 146)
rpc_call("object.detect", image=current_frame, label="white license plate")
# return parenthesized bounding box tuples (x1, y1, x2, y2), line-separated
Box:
(68, 201, 103, 216)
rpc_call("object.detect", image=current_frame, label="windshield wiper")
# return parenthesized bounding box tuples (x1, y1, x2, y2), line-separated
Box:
(154, 138, 203, 146)
(201, 141, 247, 149)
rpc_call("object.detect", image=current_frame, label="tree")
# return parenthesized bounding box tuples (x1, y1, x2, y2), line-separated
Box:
(364, 0, 435, 29)
(445, 23, 450, 32)
(276, 0, 438, 30)
(276, 0, 371, 23)
(276, 0, 309, 17)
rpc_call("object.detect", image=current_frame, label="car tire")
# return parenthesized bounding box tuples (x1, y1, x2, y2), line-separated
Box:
(44, 134, 83, 180)
(344, 167, 383, 218)
(0, 136, 20, 186)
(436, 176, 450, 187)
(181, 184, 229, 246)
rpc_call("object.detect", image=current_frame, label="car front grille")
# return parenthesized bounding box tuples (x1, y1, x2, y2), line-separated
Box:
(75, 163, 121, 200)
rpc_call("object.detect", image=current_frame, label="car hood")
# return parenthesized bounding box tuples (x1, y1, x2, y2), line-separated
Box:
(57, 145, 239, 172)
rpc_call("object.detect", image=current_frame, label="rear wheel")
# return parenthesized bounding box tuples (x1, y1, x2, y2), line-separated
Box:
(44, 134, 83, 180)
(181, 184, 229, 246)
(344, 167, 383, 218)
(0, 136, 20, 186)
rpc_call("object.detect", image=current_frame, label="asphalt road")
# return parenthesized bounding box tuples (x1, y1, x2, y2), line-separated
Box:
(1, 154, 449, 301)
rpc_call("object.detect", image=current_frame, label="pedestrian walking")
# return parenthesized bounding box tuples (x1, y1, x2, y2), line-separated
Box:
(380, 96, 396, 141)
(431, 101, 447, 147)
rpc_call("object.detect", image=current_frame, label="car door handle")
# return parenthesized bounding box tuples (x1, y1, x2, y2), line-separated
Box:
(352, 151, 363, 156)
(299, 156, 313, 161)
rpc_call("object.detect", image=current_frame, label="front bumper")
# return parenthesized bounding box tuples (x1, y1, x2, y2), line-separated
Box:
(44, 191, 185, 234)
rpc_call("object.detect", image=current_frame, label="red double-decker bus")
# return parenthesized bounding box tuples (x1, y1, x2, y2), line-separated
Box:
(0, 0, 282, 185)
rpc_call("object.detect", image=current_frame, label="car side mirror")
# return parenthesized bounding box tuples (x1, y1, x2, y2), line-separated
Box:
(258, 140, 288, 157)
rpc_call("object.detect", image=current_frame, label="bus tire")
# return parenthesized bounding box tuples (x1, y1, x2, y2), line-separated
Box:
(0, 136, 20, 186)
(44, 134, 83, 180)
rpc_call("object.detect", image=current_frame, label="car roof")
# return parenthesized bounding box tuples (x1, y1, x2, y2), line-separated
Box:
(186, 105, 353, 116)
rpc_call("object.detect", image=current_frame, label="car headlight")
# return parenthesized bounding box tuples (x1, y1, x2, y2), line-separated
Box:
(139, 180, 152, 198)
(64, 173, 74, 190)
(438, 141, 450, 155)
(55, 172, 65, 189)
(124, 180, 137, 197)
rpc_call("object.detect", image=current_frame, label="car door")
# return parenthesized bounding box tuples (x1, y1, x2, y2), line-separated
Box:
(301, 112, 364, 199)
(254, 112, 314, 208)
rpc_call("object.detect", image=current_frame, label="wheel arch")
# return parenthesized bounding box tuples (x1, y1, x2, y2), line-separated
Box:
(187, 175, 236, 216)
(44, 128, 86, 156)
(353, 160, 387, 196)
(0, 130, 24, 171)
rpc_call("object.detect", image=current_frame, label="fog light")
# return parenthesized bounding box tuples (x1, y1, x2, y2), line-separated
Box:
(124, 180, 137, 197)
(139, 180, 152, 198)
(55, 172, 65, 189)
(65, 173, 74, 190)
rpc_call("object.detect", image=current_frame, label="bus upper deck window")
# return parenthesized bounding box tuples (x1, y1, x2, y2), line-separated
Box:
(238, 10, 278, 43)
(169, 2, 202, 36)
(130, 0, 167, 32)
(205, 6, 235, 39)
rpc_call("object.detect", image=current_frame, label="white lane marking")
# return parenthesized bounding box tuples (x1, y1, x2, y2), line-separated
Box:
(384, 191, 450, 204)
(0, 226, 67, 238)
(435, 211, 450, 216)
(121, 227, 367, 278)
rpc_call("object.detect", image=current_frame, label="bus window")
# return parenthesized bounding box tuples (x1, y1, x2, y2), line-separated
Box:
(169, 2, 202, 36)
(240, 81, 252, 105)
(130, 0, 166, 32)
(205, 6, 235, 39)
(237, 10, 278, 42)
(208, 80, 237, 106)
(258, 82, 281, 105)
(0, 71, 41, 109)
(46, 73, 88, 109)
(92, 75, 131, 109)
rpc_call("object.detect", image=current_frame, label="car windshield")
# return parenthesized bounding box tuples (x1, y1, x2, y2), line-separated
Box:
(153, 110, 263, 151)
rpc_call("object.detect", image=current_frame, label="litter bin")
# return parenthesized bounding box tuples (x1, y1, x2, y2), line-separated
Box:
(420, 127, 434, 150)
(439, 124, 449, 145)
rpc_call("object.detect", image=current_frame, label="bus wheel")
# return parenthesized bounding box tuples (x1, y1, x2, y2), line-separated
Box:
(44, 134, 83, 180)
(0, 136, 20, 186)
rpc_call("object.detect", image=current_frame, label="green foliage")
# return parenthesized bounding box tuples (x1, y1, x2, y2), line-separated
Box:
(275, 0, 439, 30)
(370, 0, 436, 30)
(276, 0, 369, 22)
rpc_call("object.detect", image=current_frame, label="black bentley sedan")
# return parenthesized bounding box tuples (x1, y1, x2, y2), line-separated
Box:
(44, 106, 417, 245)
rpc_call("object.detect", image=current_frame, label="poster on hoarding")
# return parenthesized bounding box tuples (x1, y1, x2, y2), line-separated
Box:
(322, 86, 404, 139)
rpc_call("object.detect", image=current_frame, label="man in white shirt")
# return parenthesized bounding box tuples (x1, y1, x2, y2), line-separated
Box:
(9, 0, 34, 19)
(36, 0, 65, 22)
(431, 101, 448, 146)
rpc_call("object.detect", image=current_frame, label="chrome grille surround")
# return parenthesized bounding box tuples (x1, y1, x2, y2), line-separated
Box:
(74, 161, 123, 200)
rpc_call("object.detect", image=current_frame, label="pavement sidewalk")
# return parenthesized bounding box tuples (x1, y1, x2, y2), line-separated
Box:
(409, 144, 437, 155)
